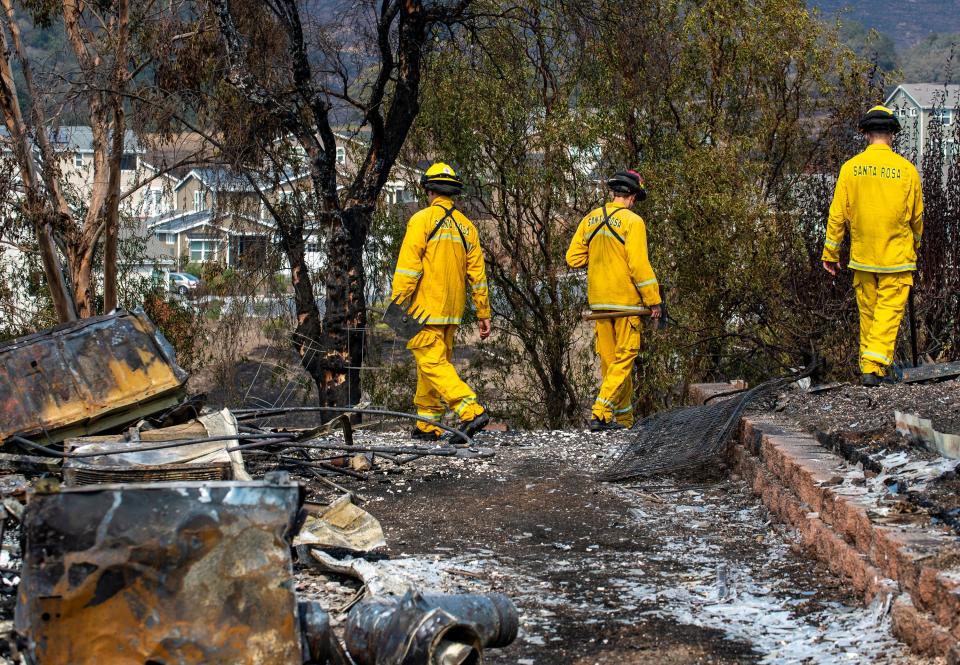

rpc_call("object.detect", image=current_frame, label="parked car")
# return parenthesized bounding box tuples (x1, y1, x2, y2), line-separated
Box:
(169, 272, 201, 296)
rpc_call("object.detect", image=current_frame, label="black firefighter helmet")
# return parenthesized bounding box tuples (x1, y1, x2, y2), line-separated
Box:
(858, 105, 902, 134)
(606, 169, 647, 201)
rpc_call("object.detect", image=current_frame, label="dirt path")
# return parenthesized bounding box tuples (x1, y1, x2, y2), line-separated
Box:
(296, 430, 940, 664)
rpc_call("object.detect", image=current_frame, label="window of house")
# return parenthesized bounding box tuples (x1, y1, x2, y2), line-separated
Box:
(155, 231, 174, 244)
(120, 154, 137, 171)
(933, 109, 953, 126)
(193, 190, 208, 212)
(189, 238, 218, 262)
(151, 190, 165, 212)
(945, 140, 958, 160)
(336, 146, 346, 165)
(74, 153, 84, 167)
(909, 108, 918, 117)
(305, 241, 320, 253)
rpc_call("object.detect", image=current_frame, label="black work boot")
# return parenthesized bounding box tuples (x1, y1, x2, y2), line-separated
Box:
(589, 417, 625, 432)
(860, 373, 883, 387)
(460, 411, 490, 437)
(410, 427, 441, 442)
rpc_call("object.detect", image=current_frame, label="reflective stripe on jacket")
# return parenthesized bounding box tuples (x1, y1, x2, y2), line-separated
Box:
(822, 144, 923, 272)
(565, 204, 661, 311)
(390, 195, 490, 324)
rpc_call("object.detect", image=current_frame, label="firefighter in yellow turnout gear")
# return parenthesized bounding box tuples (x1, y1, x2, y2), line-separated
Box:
(566, 170, 662, 431)
(822, 106, 924, 387)
(391, 163, 492, 439)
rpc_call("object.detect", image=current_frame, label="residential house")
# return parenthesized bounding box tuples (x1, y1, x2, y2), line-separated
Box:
(52, 125, 168, 218)
(149, 168, 279, 270)
(884, 83, 960, 165)
(136, 162, 179, 219)
(146, 133, 421, 275)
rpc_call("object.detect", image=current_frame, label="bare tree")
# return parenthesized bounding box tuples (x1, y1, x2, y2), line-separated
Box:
(207, 0, 474, 408)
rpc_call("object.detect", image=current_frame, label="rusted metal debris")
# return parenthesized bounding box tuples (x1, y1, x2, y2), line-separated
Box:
(14, 474, 319, 664)
(62, 409, 251, 485)
(345, 591, 519, 665)
(0, 308, 188, 446)
(0, 305, 523, 663)
(295, 495, 387, 552)
(233, 406, 479, 447)
(13, 473, 519, 664)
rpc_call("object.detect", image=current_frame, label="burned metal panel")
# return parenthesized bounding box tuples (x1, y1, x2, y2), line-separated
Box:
(0, 309, 188, 444)
(901, 360, 960, 384)
(16, 478, 306, 665)
(295, 495, 387, 553)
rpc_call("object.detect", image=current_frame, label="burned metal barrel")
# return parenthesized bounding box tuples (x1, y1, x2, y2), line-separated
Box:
(15, 475, 313, 665)
(418, 593, 518, 648)
(345, 590, 519, 664)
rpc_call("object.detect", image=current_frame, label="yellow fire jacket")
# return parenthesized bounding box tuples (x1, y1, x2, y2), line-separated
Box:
(566, 203, 661, 311)
(390, 196, 491, 324)
(822, 144, 923, 273)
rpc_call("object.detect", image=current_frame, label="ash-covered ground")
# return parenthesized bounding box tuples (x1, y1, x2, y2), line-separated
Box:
(778, 379, 960, 441)
(776, 379, 960, 524)
(286, 429, 941, 664)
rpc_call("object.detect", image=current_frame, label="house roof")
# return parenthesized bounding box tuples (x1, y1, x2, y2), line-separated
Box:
(176, 168, 258, 192)
(50, 125, 143, 154)
(176, 165, 315, 192)
(147, 211, 212, 233)
(887, 84, 960, 109)
(147, 210, 275, 234)
(140, 161, 181, 182)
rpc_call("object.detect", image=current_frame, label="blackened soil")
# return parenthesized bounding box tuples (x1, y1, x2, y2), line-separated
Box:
(293, 431, 932, 664)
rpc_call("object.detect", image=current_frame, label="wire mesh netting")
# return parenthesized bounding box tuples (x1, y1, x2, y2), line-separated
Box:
(598, 371, 810, 482)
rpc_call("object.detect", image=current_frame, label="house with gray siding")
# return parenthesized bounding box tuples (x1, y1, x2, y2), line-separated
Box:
(884, 83, 959, 166)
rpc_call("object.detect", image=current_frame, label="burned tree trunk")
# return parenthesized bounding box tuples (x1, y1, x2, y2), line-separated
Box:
(210, 0, 473, 408)
(317, 209, 369, 407)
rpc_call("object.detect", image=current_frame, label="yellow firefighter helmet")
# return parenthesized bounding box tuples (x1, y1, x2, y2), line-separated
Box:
(420, 162, 464, 195)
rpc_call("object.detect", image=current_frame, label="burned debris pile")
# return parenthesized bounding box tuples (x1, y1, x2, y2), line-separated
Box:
(0, 311, 516, 664)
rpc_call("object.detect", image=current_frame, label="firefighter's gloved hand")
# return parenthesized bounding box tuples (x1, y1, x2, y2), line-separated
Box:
(650, 305, 662, 319)
(478, 318, 491, 340)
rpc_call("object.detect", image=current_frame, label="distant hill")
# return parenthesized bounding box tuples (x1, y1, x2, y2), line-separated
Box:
(810, 0, 960, 48)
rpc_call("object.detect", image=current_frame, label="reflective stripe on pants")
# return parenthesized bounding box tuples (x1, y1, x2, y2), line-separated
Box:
(592, 315, 641, 426)
(853, 270, 912, 376)
(408, 324, 484, 434)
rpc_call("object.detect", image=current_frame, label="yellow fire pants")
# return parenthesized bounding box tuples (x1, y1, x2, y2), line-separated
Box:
(592, 315, 642, 426)
(853, 270, 912, 376)
(407, 325, 485, 435)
